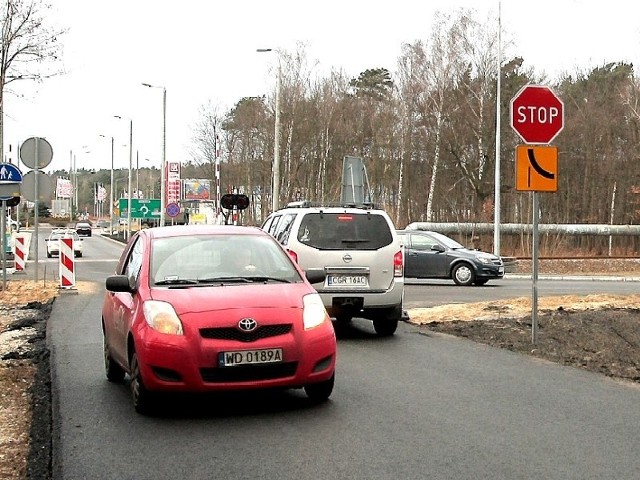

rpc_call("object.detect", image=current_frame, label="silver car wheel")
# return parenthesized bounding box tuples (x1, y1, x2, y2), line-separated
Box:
(453, 264, 474, 286)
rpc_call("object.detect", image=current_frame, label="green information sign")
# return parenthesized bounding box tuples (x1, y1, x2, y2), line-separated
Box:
(118, 198, 161, 219)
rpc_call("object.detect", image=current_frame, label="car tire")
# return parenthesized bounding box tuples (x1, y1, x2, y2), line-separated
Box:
(130, 351, 155, 415)
(46, 252, 52, 258)
(104, 336, 125, 382)
(452, 263, 475, 286)
(76, 252, 83, 258)
(474, 279, 489, 286)
(373, 318, 398, 336)
(304, 374, 334, 402)
(334, 314, 352, 324)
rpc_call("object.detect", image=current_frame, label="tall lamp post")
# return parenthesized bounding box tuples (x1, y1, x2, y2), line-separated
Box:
(114, 115, 133, 240)
(257, 48, 281, 212)
(142, 82, 166, 226)
(100, 134, 115, 230)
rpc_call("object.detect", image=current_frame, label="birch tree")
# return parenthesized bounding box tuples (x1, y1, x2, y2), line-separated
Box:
(1, 0, 65, 155)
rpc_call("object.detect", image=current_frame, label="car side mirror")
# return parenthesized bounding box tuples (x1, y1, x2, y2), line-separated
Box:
(431, 244, 445, 253)
(105, 275, 135, 293)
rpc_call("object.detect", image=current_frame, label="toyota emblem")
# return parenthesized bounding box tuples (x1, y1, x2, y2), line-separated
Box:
(238, 318, 258, 332)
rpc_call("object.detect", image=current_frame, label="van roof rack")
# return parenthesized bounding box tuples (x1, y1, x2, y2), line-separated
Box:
(284, 200, 377, 210)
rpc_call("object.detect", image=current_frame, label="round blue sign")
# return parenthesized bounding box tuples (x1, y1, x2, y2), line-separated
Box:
(0, 163, 23, 183)
(166, 202, 180, 218)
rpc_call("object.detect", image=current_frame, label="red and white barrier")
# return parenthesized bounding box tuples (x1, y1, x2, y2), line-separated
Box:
(58, 237, 76, 289)
(14, 234, 26, 272)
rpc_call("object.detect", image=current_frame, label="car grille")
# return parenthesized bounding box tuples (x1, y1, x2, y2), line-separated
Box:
(200, 362, 298, 383)
(200, 324, 292, 343)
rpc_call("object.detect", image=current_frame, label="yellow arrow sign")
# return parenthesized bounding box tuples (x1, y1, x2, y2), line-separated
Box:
(515, 145, 558, 192)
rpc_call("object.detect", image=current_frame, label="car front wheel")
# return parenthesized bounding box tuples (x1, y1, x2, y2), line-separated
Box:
(130, 351, 155, 415)
(452, 263, 475, 286)
(304, 374, 334, 402)
(104, 336, 125, 382)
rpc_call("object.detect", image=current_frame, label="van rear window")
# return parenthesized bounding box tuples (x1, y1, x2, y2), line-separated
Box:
(297, 213, 393, 250)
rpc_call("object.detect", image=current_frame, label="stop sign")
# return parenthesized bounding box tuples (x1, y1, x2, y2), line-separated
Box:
(510, 85, 564, 144)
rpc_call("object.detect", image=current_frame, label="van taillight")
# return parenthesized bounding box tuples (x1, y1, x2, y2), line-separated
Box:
(287, 249, 298, 263)
(394, 250, 403, 277)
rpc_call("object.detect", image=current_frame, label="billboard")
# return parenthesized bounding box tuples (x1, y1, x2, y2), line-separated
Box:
(183, 179, 211, 201)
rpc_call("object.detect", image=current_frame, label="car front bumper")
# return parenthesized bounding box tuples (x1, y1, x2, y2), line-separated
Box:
(133, 321, 336, 393)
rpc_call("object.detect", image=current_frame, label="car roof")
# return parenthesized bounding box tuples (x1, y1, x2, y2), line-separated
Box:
(140, 224, 267, 240)
(275, 206, 388, 215)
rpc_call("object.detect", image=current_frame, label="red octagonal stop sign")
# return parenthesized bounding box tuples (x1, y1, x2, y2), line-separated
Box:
(510, 85, 564, 144)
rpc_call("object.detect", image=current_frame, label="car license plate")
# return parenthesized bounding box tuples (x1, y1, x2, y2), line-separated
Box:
(327, 275, 368, 286)
(219, 348, 283, 367)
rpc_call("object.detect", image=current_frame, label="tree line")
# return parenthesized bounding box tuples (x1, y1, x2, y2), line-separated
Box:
(186, 9, 640, 255)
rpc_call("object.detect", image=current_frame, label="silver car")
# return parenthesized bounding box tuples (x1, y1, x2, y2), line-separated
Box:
(262, 202, 404, 336)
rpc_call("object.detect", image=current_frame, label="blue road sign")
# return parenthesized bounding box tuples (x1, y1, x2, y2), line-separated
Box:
(0, 163, 23, 183)
(166, 202, 180, 218)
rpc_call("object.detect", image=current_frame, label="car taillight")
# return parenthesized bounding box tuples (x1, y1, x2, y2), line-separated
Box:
(287, 249, 298, 263)
(394, 250, 403, 277)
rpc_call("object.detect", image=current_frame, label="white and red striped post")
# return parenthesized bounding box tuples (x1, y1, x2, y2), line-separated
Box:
(14, 234, 26, 273)
(58, 237, 76, 289)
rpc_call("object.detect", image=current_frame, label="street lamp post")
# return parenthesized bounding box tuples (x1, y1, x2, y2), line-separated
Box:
(100, 134, 115, 230)
(257, 48, 281, 212)
(115, 115, 133, 240)
(142, 82, 166, 226)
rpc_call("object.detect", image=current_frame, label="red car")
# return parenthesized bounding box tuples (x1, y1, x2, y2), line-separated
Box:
(102, 225, 336, 414)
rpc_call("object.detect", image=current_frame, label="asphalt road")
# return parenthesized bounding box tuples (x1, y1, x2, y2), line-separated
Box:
(404, 276, 640, 309)
(38, 231, 640, 479)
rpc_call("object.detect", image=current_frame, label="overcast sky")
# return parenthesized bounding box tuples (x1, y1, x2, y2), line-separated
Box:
(4, 0, 640, 174)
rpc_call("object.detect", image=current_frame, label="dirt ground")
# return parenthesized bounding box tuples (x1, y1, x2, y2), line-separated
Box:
(0, 258, 639, 479)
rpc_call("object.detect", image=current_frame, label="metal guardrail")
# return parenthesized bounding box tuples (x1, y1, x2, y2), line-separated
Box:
(501, 256, 517, 273)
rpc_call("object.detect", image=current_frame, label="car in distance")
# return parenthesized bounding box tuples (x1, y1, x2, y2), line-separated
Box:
(75, 222, 93, 237)
(101, 225, 336, 414)
(45, 229, 83, 258)
(262, 201, 404, 336)
(397, 229, 504, 286)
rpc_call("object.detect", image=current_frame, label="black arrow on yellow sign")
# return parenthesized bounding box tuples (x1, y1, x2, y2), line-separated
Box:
(515, 145, 558, 192)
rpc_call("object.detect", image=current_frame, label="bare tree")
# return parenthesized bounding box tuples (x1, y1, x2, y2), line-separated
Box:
(1, 0, 66, 155)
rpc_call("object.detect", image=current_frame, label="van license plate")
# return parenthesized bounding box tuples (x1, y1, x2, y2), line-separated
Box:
(327, 275, 368, 286)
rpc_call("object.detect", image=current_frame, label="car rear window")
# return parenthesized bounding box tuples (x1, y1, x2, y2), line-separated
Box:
(297, 213, 393, 250)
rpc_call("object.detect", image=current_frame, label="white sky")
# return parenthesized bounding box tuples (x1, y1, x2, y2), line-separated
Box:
(3, 0, 640, 174)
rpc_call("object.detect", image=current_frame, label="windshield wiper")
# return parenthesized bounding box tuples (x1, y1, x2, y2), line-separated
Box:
(340, 239, 368, 243)
(154, 278, 199, 285)
(244, 276, 292, 283)
(197, 276, 252, 284)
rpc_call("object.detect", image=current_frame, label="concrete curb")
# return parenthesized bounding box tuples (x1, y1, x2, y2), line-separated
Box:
(506, 274, 640, 282)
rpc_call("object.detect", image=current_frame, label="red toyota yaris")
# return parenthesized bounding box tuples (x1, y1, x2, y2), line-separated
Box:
(101, 225, 336, 414)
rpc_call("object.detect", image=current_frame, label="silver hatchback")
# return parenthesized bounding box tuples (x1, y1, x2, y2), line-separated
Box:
(262, 203, 404, 336)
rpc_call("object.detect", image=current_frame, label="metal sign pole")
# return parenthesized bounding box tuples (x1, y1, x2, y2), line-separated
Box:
(531, 191, 539, 344)
(34, 139, 40, 282)
(1, 201, 6, 290)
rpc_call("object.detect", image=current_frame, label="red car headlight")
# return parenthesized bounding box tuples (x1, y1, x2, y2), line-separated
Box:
(303, 293, 329, 330)
(142, 301, 184, 335)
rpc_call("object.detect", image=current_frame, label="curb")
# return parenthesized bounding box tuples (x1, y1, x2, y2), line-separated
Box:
(506, 274, 640, 282)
